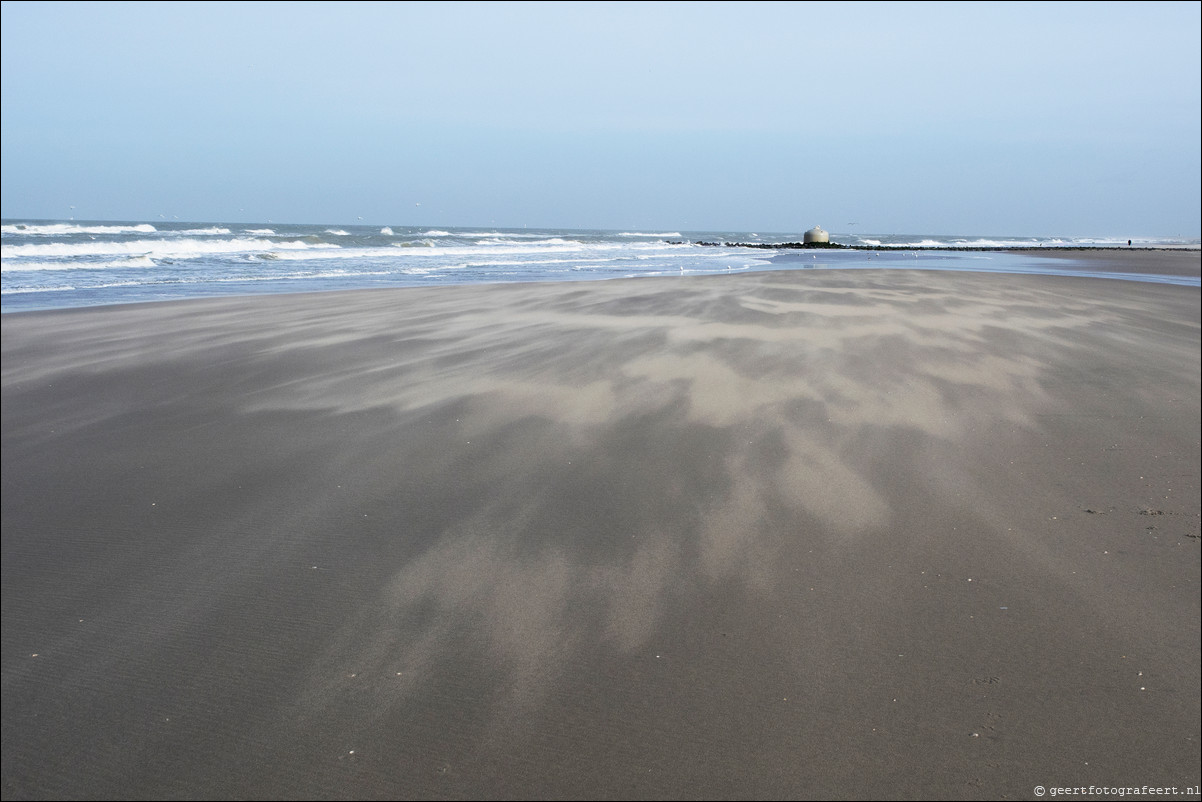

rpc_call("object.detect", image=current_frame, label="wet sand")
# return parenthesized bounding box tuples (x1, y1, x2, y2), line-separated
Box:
(3, 253, 1199, 799)
(1012, 248, 1201, 276)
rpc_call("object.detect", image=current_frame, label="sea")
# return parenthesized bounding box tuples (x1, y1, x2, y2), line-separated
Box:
(2, 220, 1198, 313)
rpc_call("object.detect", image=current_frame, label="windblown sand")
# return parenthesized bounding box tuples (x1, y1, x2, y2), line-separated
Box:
(3, 253, 1199, 799)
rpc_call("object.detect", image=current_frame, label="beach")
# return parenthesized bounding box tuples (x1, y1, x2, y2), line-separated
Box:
(2, 251, 1199, 799)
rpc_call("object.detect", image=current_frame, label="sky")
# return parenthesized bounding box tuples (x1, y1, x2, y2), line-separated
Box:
(2, 0, 1199, 236)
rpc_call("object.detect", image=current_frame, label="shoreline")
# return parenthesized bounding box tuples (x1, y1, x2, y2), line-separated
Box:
(3, 261, 1199, 798)
(693, 240, 1202, 254)
(4, 248, 1199, 317)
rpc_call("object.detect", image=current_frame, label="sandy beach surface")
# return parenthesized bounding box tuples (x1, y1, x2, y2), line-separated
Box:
(3, 252, 1199, 800)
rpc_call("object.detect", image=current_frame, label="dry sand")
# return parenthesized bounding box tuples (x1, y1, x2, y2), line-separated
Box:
(2, 253, 1199, 799)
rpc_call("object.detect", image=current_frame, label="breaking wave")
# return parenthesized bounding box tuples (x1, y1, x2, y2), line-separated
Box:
(2, 222, 158, 236)
(2, 237, 324, 260)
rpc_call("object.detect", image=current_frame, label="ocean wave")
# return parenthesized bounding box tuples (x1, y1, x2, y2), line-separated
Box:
(1, 237, 324, 260)
(382, 241, 678, 259)
(461, 257, 613, 268)
(233, 269, 395, 282)
(422, 230, 564, 240)
(175, 227, 232, 235)
(403, 263, 467, 273)
(2, 222, 158, 236)
(618, 232, 682, 237)
(380, 227, 394, 235)
(244, 228, 276, 235)
(883, 239, 948, 248)
(946, 238, 1042, 248)
(459, 231, 561, 238)
(252, 248, 376, 261)
(473, 237, 584, 246)
(418, 243, 595, 257)
(0, 284, 78, 294)
(2, 255, 159, 272)
(5, 278, 144, 293)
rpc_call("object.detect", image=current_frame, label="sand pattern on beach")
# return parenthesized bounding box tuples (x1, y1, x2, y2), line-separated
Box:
(3, 262, 1199, 798)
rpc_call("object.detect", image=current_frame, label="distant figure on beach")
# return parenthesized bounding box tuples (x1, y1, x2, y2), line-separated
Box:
(1128, 239, 1132, 246)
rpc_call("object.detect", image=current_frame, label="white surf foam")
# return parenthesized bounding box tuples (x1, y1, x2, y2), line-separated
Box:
(472, 237, 585, 247)
(1, 284, 78, 294)
(2, 255, 160, 272)
(2, 223, 158, 236)
(458, 231, 557, 239)
(175, 227, 232, 235)
(1, 237, 324, 260)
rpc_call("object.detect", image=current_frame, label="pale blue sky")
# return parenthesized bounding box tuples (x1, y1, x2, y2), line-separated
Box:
(2, 1, 1199, 235)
